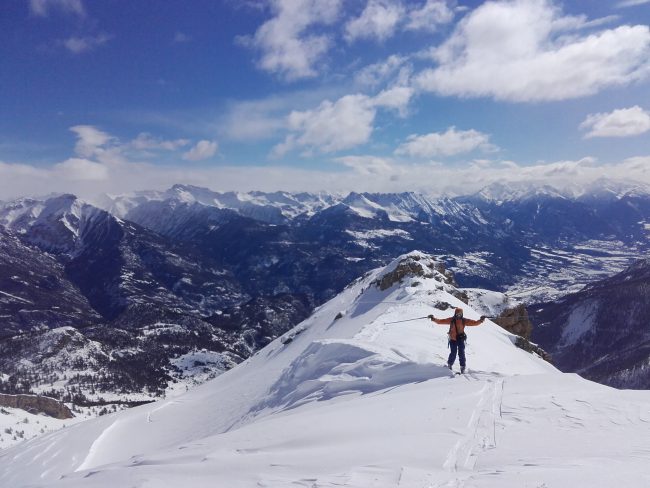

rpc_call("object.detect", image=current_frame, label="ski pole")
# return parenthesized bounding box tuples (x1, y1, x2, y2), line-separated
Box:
(384, 315, 430, 324)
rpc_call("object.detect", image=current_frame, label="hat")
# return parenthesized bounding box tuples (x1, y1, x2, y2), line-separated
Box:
(454, 307, 464, 315)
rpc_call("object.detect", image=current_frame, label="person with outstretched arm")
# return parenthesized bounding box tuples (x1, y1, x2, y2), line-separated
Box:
(428, 307, 486, 374)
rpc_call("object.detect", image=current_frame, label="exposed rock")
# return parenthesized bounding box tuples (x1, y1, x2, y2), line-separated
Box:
(434, 301, 453, 311)
(374, 253, 453, 287)
(493, 304, 533, 340)
(0, 393, 73, 419)
(514, 337, 553, 363)
(492, 305, 552, 363)
(373, 254, 433, 291)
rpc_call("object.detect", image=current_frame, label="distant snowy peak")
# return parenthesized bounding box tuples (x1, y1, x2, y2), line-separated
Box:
(474, 178, 650, 204)
(0, 195, 88, 252)
(101, 185, 342, 223)
(0, 197, 45, 231)
(0, 194, 109, 253)
(96, 180, 650, 226)
(475, 182, 570, 204)
(577, 178, 650, 202)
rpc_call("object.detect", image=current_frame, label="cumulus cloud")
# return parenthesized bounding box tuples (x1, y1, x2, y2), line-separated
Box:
(373, 86, 414, 115)
(354, 54, 409, 87)
(240, 0, 341, 81)
(62, 33, 112, 54)
(415, 0, 650, 102)
(405, 0, 455, 33)
(395, 127, 497, 157)
(70, 125, 114, 158)
(29, 0, 85, 17)
(345, 0, 454, 43)
(272, 87, 414, 156)
(580, 106, 650, 138)
(273, 94, 376, 156)
(183, 140, 218, 161)
(345, 0, 405, 43)
(71, 125, 198, 163)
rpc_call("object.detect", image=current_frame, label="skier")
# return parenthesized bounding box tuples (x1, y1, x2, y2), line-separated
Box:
(428, 307, 486, 374)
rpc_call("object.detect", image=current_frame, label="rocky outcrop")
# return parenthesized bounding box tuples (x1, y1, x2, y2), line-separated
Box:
(0, 393, 74, 419)
(492, 304, 552, 363)
(493, 304, 533, 340)
(513, 337, 553, 363)
(373, 253, 468, 303)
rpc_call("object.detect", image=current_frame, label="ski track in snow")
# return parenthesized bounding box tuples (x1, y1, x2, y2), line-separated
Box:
(441, 377, 504, 488)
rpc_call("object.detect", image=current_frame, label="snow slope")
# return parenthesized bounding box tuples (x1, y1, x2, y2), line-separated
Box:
(1, 252, 648, 487)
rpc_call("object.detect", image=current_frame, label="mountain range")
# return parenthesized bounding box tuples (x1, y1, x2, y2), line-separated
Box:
(0, 179, 649, 424)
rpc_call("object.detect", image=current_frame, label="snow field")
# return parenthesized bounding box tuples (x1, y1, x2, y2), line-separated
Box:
(0, 252, 648, 487)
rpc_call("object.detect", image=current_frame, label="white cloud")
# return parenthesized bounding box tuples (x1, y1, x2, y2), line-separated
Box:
(395, 127, 496, 157)
(616, 0, 650, 7)
(405, 0, 455, 33)
(183, 140, 218, 161)
(354, 54, 409, 87)
(274, 94, 376, 156)
(71, 126, 193, 163)
(344, 0, 455, 43)
(131, 133, 190, 151)
(345, 0, 405, 43)
(415, 0, 650, 102)
(29, 0, 84, 17)
(62, 33, 112, 54)
(53, 158, 109, 181)
(335, 155, 394, 175)
(70, 125, 114, 158)
(3, 152, 650, 202)
(373, 85, 414, 116)
(272, 87, 414, 156)
(580, 106, 650, 138)
(241, 0, 341, 81)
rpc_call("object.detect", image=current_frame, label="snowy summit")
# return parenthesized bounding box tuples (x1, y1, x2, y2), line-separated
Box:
(1, 252, 648, 487)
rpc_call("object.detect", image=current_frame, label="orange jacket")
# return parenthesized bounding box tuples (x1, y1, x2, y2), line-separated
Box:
(431, 316, 484, 341)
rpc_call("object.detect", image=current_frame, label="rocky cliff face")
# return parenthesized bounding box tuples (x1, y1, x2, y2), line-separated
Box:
(0, 394, 73, 419)
(494, 304, 534, 340)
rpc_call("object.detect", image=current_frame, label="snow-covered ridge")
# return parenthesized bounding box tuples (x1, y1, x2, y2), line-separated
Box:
(0, 194, 108, 254)
(474, 177, 650, 204)
(89, 178, 650, 223)
(5, 252, 648, 487)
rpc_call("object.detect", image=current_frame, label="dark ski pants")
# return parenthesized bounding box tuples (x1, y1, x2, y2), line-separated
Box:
(448, 339, 466, 368)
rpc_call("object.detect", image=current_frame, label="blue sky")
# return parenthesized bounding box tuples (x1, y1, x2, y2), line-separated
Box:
(1, 0, 650, 198)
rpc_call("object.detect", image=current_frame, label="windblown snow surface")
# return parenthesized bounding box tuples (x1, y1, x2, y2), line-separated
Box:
(1, 252, 649, 487)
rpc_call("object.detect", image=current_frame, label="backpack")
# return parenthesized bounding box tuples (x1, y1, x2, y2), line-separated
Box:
(450, 317, 467, 342)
